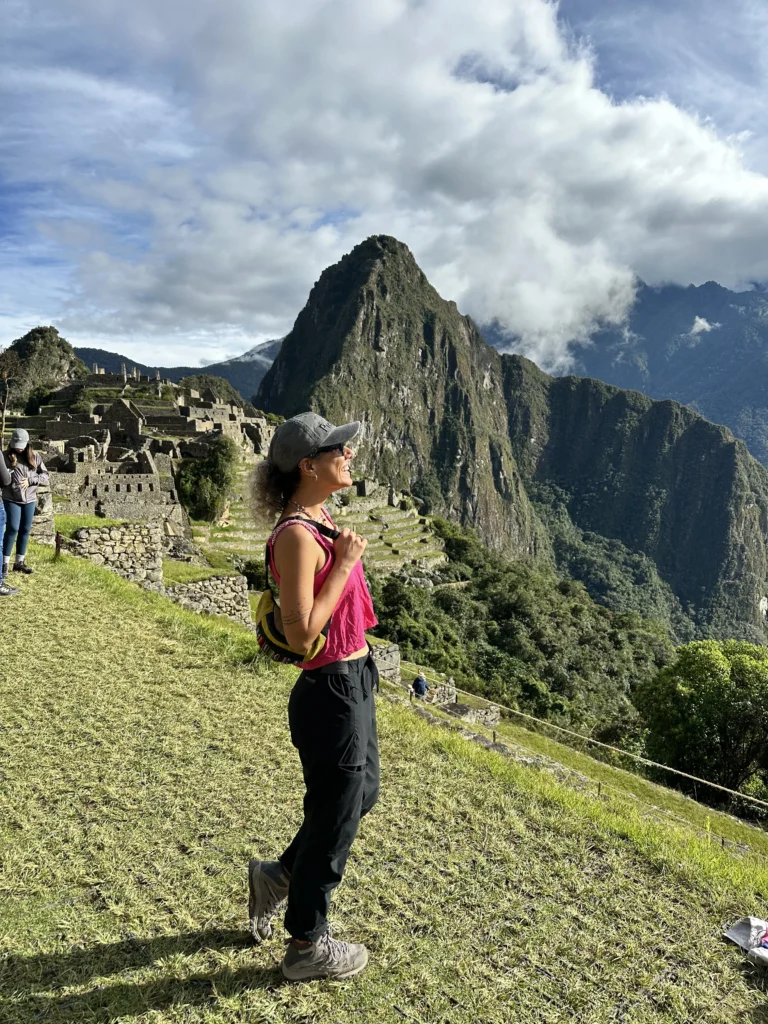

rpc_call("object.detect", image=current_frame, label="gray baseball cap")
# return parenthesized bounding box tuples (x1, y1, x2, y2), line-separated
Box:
(269, 412, 360, 472)
(10, 427, 29, 449)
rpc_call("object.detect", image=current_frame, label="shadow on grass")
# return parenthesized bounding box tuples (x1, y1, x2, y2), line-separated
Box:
(1, 928, 282, 1023)
(736, 956, 768, 1024)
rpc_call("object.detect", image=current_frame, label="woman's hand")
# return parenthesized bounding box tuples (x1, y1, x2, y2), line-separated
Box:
(333, 527, 367, 571)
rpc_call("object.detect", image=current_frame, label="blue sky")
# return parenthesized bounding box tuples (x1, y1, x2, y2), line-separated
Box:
(3, 0, 768, 369)
(560, 0, 768, 153)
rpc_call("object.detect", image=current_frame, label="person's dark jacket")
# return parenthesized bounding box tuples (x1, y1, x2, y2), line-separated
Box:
(0, 451, 10, 490)
(412, 675, 428, 697)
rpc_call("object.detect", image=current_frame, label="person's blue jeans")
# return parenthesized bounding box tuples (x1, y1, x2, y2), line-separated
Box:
(0, 501, 5, 583)
(3, 500, 36, 559)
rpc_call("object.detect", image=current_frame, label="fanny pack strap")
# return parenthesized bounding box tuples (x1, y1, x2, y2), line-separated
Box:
(264, 515, 340, 594)
(265, 516, 341, 642)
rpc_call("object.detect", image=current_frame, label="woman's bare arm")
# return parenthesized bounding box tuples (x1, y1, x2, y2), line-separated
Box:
(274, 525, 365, 651)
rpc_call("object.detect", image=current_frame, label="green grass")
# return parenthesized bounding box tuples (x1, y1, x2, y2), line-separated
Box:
(200, 547, 236, 572)
(4, 546, 768, 1022)
(54, 514, 132, 538)
(162, 559, 240, 586)
(365, 633, 390, 647)
(399, 661, 768, 857)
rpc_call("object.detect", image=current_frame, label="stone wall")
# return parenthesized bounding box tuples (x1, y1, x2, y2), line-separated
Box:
(62, 520, 251, 626)
(64, 522, 163, 584)
(369, 641, 401, 685)
(164, 574, 251, 626)
(431, 679, 458, 705)
(29, 488, 55, 546)
(444, 702, 501, 727)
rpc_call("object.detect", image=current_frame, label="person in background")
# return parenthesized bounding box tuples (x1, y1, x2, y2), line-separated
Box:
(2, 428, 48, 578)
(412, 670, 428, 699)
(0, 447, 18, 596)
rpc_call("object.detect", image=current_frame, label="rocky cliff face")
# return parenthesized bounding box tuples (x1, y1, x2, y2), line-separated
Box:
(502, 355, 768, 636)
(257, 236, 544, 555)
(257, 236, 768, 639)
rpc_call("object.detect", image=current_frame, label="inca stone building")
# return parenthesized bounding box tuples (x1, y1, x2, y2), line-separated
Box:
(14, 371, 276, 552)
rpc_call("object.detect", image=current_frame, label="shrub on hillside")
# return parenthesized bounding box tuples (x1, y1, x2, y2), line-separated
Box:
(240, 558, 267, 591)
(24, 386, 52, 416)
(367, 517, 673, 741)
(177, 435, 238, 521)
(636, 639, 768, 793)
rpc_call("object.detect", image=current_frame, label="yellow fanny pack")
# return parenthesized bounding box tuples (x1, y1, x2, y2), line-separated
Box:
(254, 516, 339, 665)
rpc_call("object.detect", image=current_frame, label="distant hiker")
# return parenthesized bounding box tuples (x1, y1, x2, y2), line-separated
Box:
(248, 412, 379, 982)
(0, 447, 18, 596)
(412, 671, 428, 699)
(2, 428, 49, 578)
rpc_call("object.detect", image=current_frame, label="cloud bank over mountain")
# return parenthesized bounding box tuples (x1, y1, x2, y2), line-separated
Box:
(4, 0, 768, 368)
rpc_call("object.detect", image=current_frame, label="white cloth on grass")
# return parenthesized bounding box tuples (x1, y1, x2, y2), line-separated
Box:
(724, 917, 768, 967)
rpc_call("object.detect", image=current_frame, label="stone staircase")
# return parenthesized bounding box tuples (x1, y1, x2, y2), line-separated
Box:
(193, 458, 446, 573)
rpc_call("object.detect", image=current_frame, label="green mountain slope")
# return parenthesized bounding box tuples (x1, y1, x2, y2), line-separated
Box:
(3, 548, 768, 1023)
(502, 356, 768, 639)
(257, 235, 544, 555)
(257, 236, 768, 641)
(541, 280, 768, 468)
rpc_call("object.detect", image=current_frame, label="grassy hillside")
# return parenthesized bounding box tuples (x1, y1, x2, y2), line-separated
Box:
(2, 549, 768, 1022)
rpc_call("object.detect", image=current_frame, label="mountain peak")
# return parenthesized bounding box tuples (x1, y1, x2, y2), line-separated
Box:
(345, 234, 418, 266)
(255, 233, 481, 419)
(256, 234, 535, 550)
(311, 234, 428, 301)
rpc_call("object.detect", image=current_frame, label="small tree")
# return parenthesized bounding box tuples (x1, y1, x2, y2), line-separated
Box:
(0, 349, 25, 447)
(177, 434, 238, 521)
(635, 639, 768, 792)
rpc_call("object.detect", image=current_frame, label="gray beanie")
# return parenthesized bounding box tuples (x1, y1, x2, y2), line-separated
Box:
(10, 427, 30, 450)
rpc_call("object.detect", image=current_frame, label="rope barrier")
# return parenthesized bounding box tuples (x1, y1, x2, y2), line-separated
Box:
(399, 686, 762, 853)
(410, 677, 768, 813)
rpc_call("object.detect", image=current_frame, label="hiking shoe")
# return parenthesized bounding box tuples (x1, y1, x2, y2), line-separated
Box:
(0, 583, 19, 596)
(281, 932, 369, 981)
(12, 563, 33, 574)
(248, 858, 289, 943)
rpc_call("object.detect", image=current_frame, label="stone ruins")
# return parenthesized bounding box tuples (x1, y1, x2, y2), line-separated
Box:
(63, 521, 251, 625)
(11, 370, 277, 555)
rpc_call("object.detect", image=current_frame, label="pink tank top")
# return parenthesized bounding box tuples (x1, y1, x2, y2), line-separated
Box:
(268, 514, 378, 670)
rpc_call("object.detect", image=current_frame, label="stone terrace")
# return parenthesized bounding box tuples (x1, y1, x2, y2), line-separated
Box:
(193, 457, 446, 573)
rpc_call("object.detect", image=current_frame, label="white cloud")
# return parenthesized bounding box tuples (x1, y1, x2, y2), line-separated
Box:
(689, 316, 721, 335)
(4, 0, 768, 368)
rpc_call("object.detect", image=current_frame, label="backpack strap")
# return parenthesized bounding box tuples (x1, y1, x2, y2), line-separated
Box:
(265, 515, 340, 590)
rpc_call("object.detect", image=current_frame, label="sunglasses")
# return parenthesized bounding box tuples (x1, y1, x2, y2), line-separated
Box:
(311, 443, 347, 457)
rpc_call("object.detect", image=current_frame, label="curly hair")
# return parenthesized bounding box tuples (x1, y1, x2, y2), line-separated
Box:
(250, 458, 302, 524)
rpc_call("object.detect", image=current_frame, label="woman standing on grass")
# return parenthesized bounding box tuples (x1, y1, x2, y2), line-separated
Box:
(248, 412, 379, 982)
(0, 446, 18, 596)
(2, 428, 48, 579)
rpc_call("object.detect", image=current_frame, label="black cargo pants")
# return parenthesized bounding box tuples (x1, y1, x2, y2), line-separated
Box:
(279, 649, 380, 942)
